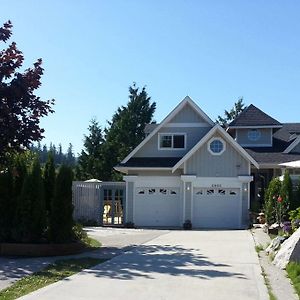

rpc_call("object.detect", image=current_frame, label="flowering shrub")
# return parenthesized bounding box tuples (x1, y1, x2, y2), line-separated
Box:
(289, 207, 300, 232)
(282, 221, 292, 235)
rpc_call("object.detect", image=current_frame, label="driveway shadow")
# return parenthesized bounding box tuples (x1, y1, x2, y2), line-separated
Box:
(82, 244, 247, 280)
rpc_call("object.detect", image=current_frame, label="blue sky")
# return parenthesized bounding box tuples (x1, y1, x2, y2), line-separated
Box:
(2, 1, 300, 154)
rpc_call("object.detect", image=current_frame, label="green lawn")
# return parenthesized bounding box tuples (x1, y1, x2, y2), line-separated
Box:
(286, 262, 300, 297)
(0, 257, 106, 300)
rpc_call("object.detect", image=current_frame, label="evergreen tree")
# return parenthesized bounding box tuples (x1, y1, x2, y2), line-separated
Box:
(50, 165, 74, 243)
(77, 119, 104, 180)
(66, 143, 75, 166)
(16, 157, 46, 242)
(103, 83, 156, 180)
(44, 153, 56, 214)
(281, 170, 293, 211)
(264, 177, 282, 224)
(0, 169, 14, 241)
(58, 143, 63, 164)
(217, 98, 246, 127)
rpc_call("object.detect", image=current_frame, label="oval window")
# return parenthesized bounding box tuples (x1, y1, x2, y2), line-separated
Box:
(248, 129, 261, 141)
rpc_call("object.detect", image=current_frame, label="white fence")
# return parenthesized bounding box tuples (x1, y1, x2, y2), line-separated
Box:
(72, 181, 126, 225)
(72, 182, 102, 224)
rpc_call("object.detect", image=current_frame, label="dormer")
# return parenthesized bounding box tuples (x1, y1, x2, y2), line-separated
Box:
(227, 104, 282, 148)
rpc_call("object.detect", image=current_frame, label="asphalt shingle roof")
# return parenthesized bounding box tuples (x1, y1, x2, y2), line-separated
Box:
(229, 104, 282, 127)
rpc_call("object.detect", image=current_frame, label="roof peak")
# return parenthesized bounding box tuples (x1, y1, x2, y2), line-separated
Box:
(228, 103, 282, 127)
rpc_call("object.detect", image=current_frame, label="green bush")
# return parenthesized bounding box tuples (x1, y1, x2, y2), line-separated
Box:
(0, 169, 14, 241)
(50, 165, 74, 243)
(264, 177, 282, 224)
(281, 170, 293, 211)
(15, 157, 46, 242)
(44, 153, 56, 215)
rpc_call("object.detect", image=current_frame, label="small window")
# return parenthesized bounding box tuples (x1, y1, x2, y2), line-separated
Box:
(170, 190, 177, 195)
(159, 188, 167, 195)
(218, 189, 226, 195)
(208, 138, 225, 155)
(195, 190, 203, 195)
(160, 135, 172, 148)
(229, 190, 237, 195)
(173, 135, 185, 148)
(207, 189, 214, 195)
(248, 129, 261, 141)
(148, 188, 156, 195)
(159, 134, 185, 149)
(138, 189, 145, 194)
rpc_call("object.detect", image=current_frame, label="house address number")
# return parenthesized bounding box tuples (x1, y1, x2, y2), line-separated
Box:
(211, 184, 222, 188)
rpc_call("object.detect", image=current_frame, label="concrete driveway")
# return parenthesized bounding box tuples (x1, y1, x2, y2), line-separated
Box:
(20, 230, 268, 300)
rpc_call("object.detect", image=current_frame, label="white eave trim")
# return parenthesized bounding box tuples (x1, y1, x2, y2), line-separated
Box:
(172, 124, 259, 172)
(283, 136, 300, 154)
(121, 96, 214, 164)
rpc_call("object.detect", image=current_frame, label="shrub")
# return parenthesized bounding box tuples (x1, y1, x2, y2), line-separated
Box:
(15, 157, 46, 242)
(49, 165, 74, 243)
(44, 153, 56, 215)
(0, 169, 14, 241)
(281, 170, 293, 211)
(264, 178, 282, 224)
(289, 207, 300, 231)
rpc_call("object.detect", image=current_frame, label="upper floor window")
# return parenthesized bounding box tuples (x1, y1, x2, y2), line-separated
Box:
(159, 133, 186, 149)
(208, 137, 226, 155)
(248, 129, 261, 141)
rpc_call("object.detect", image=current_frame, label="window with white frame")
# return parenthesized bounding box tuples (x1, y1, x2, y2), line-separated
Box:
(159, 133, 185, 149)
(208, 137, 226, 155)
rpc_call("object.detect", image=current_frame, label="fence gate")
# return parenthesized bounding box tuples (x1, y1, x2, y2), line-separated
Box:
(72, 181, 126, 226)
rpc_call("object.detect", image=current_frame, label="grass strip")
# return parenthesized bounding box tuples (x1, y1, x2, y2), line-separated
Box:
(261, 266, 277, 300)
(286, 262, 300, 297)
(0, 257, 106, 300)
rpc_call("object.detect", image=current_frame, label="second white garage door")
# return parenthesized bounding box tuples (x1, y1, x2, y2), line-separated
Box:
(134, 187, 181, 227)
(193, 188, 241, 229)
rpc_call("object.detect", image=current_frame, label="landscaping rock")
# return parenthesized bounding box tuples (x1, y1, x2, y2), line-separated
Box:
(273, 227, 300, 269)
(265, 236, 287, 255)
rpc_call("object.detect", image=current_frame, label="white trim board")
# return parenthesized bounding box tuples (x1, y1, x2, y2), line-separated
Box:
(164, 123, 211, 128)
(284, 136, 300, 153)
(121, 96, 214, 164)
(172, 124, 259, 172)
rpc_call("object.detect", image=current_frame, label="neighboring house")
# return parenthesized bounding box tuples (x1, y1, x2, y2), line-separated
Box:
(115, 97, 300, 229)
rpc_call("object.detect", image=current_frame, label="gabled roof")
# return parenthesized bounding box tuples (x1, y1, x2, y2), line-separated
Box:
(228, 104, 282, 128)
(172, 124, 259, 172)
(283, 136, 300, 154)
(121, 96, 214, 164)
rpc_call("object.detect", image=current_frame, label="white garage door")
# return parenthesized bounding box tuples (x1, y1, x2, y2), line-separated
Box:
(193, 188, 241, 229)
(134, 187, 181, 227)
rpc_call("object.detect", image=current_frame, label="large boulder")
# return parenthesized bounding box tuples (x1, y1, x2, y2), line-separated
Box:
(273, 227, 300, 269)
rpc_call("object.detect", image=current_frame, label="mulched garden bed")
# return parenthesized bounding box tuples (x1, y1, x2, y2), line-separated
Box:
(0, 241, 86, 257)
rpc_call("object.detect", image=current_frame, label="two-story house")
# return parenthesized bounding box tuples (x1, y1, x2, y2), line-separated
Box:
(115, 97, 300, 229)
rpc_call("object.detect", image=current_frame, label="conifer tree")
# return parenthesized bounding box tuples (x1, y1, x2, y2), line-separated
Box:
(16, 157, 46, 242)
(0, 169, 13, 241)
(50, 165, 74, 243)
(44, 153, 56, 214)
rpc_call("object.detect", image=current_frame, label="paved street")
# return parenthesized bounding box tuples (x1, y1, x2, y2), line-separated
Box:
(20, 230, 268, 300)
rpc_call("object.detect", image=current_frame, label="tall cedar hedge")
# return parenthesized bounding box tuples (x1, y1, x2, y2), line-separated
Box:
(0, 169, 14, 241)
(50, 165, 74, 243)
(15, 158, 46, 242)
